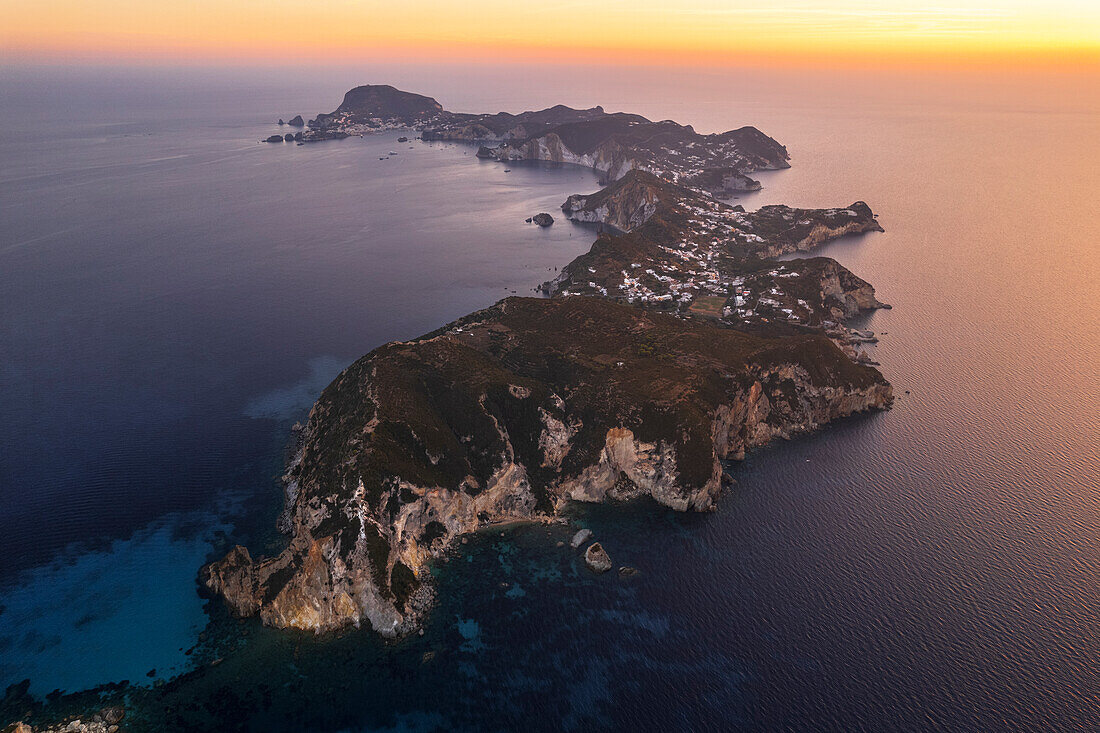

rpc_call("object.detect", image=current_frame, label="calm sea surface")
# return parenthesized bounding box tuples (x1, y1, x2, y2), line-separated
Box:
(1, 63, 1098, 731)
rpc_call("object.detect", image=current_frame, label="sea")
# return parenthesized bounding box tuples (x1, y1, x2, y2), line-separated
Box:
(1, 62, 1098, 731)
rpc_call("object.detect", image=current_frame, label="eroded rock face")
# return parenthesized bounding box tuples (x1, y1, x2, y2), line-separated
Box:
(585, 543, 612, 573)
(483, 117, 788, 196)
(570, 528, 593, 549)
(202, 545, 259, 617)
(204, 297, 890, 636)
(562, 171, 669, 232)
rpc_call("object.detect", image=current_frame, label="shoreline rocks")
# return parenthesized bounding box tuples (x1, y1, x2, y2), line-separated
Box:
(4, 706, 124, 733)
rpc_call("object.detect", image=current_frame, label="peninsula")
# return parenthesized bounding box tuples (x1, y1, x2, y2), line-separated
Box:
(213, 85, 893, 636)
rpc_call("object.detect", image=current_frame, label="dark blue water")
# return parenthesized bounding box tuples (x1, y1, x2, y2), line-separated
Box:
(1, 64, 1098, 731)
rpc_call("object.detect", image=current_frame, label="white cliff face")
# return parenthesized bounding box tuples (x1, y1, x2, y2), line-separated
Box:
(561, 176, 663, 232)
(538, 406, 574, 469)
(492, 134, 643, 184)
(817, 263, 883, 318)
(795, 221, 869, 252)
(559, 428, 719, 512)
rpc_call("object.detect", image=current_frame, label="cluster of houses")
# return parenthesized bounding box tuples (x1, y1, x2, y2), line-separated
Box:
(559, 193, 826, 329)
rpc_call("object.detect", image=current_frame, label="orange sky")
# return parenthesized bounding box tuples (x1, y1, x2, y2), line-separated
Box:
(3, 0, 1099, 70)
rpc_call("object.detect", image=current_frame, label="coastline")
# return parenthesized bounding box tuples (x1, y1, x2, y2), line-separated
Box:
(202, 85, 893, 641)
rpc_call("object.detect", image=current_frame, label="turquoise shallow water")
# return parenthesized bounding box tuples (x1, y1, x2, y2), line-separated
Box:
(1, 64, 1098, 730)
(0, 516, 227, 693)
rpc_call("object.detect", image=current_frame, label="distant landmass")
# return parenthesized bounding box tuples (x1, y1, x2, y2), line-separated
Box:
(279, 84, 789, 197)
(214, 85, 892, 637)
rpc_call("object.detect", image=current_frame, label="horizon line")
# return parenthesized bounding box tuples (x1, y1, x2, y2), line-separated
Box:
(4, 43, 1100, 75)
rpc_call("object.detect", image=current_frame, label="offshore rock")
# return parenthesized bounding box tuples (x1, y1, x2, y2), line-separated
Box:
(570, 528, 593, 549)
(585, 542, 612, 573)
(532, 213, 554, 227)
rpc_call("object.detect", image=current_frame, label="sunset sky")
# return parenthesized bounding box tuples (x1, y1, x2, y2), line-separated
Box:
(2, 0, 1099, 69)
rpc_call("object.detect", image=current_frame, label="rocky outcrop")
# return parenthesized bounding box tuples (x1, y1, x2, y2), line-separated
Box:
(202, 544, 260, 616)
(585, 543, 612, 573)
(741, 202, 884, 258)
(562, 170, 670, 232)
(204, 297, 891, 636)
(532, 213, 554, 227)
(817, 259, 888, 319)
(288, 115, 305, 127)
(4, 706, 124, 733)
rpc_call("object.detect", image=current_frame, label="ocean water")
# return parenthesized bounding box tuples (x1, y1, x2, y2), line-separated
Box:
(1, 63, 1098, 730)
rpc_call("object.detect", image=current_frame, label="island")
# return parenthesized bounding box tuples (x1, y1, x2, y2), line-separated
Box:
(210, 85, 893, 637)
(295, 85, 788, 196)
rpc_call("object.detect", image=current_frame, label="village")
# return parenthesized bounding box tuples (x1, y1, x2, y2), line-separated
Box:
(551, 185, 886, 364)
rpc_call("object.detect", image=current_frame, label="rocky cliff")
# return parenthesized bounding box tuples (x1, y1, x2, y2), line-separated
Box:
(733, 201, 884, 258)
(561, 170, 682, 232)
(204, 297, 890, 635)
(482, 117, 789, 196)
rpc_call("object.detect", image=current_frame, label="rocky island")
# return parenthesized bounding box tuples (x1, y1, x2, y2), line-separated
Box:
(210, 85, 894, 637)
(296, 85, 789, 197)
